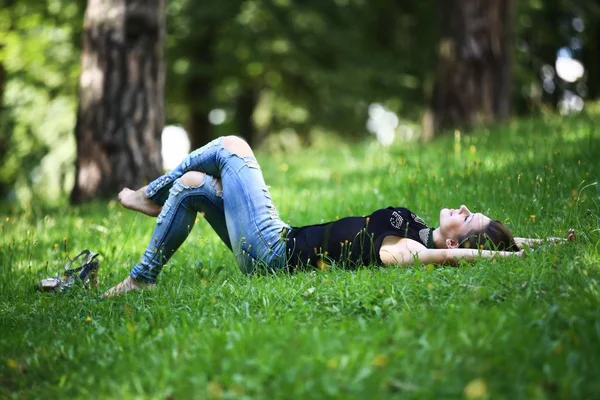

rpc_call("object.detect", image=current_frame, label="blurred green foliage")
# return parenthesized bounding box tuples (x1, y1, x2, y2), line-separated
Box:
(0, 0, 598, 203)
(0, 0, 84, 203)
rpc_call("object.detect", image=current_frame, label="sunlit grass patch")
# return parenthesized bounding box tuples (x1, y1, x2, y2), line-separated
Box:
(0, 115, 599, 398)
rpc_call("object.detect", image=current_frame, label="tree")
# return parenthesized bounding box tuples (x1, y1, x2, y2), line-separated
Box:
(71, 0, 165, 203)
(426, 0, 513, 137)
(580, 2, 600, 100)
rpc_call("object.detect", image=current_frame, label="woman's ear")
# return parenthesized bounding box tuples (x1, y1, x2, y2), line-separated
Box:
(445, 238, 459, 249)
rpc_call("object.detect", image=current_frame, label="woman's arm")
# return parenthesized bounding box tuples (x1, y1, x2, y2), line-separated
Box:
(379, 237, 523, 266)
(514, 229, 576, 250)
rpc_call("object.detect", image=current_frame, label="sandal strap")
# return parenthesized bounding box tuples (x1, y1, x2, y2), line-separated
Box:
(64, 250, 100, 276)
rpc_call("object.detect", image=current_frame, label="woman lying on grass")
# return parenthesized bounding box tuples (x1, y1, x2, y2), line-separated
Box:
(104, 136, 575, 297)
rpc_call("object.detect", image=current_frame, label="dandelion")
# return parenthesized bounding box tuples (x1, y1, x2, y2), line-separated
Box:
(529, 215, 536, 223)
(372, 354, 389, 367)
(85, 316, 92, 323)
(464, 378, 487, 399)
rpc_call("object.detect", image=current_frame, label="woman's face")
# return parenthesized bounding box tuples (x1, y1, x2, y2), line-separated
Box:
(439, 205, 491, 241)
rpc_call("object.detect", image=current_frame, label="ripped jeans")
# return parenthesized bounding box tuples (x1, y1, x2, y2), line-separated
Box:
(130, 137, 290, 283)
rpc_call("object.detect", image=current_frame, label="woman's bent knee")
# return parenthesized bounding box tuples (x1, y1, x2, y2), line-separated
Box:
(222, 135, 254, 158)
(180, 171, 205, 187)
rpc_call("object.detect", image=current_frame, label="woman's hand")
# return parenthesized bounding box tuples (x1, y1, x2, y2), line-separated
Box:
(546, 228, 576, 244)
(515, 229, 576, 249)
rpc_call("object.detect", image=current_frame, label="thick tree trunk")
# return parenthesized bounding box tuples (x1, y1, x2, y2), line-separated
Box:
(71, 0, 165, 203)
(426, 0, 513, 136)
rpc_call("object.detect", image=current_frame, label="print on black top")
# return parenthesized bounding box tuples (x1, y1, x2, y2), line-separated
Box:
(285, 207, 434, 269)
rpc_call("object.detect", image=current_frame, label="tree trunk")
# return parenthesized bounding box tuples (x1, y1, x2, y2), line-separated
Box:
(235, 86, 258, 146)
(185, 28, 215, 151)
(426, 0, 513, 136)
(71, 0, 165, 203)
(583, 17, 600, 100)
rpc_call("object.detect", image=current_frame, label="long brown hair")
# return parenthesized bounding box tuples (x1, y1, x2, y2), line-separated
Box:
(459, 220, 518, 252)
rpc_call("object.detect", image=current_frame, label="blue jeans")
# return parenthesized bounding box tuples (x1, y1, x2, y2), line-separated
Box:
(130, 137, 290, 283)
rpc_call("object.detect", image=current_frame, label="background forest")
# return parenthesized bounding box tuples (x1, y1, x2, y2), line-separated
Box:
(0, 0, 598, 205)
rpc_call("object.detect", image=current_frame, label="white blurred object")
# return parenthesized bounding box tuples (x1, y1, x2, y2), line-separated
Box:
(558, 90, 585, 115)
(555, 48, 584, 83)
(572, 17, 584, 33)
(208, 108, 227, 125)
(161, 125, 191, 171)
(367, 103, 399, 146)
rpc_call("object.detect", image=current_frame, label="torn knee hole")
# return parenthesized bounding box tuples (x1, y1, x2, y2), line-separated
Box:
(223, 135, 254, 158)
(180, 171, 205, 187)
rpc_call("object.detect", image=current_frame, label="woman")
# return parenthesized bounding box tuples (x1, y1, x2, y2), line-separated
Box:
(104, 136, 574, 297)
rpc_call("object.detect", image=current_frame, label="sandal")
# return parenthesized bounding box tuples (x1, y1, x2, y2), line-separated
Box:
(36, 250, 101, 293)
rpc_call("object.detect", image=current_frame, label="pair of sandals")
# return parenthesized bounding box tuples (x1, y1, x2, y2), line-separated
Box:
(36, 250, 100, 293)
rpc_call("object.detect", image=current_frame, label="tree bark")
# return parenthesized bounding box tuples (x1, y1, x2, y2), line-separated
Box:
(235, 86, 258, 146)
(185, 28, 215, 151)
(426, 0, 513, 136)
(582, 17, 600, 100)
(71, 0, 165, 203)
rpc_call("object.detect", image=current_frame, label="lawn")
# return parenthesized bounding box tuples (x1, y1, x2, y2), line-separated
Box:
(1, 115, 599, 399)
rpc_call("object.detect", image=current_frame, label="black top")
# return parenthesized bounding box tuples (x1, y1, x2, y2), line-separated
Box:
(285, 207, 435, 269)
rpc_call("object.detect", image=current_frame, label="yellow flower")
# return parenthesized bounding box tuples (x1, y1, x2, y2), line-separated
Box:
(85, 316, 92, 323)
(372, 354, 389, 367)
(464, 378, 487, 399)
(327, 358, 338, 369)
(6, 359, 18, 369)
(317, 259, 329, 271)
(529, 215, 536, 223)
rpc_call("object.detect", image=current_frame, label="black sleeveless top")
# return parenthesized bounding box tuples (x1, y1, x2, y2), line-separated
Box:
(285, 207, 434, 269)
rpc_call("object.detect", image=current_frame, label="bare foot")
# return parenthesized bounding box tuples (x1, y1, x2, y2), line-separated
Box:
(102, 276, 156, 298)
(118, 187, 162, 217)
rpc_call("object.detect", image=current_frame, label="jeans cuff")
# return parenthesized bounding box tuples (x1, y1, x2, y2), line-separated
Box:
(130, 265, 158, 284)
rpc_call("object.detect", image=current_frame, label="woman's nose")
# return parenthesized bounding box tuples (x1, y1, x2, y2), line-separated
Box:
(460, 205, 470, 214)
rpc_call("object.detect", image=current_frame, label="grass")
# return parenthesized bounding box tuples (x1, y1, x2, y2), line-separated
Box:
(1, 114, 599, 399)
